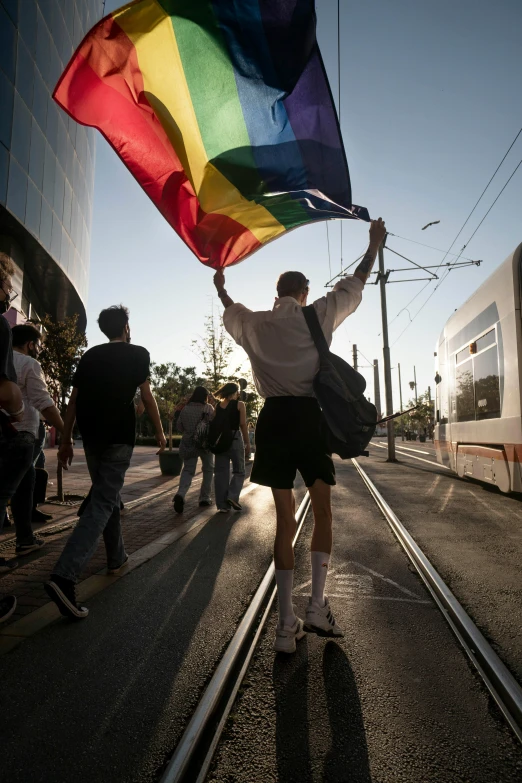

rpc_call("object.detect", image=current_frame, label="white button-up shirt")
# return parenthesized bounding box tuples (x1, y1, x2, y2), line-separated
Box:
(223, 275, 364, 399)
(12, 352, 54, 437)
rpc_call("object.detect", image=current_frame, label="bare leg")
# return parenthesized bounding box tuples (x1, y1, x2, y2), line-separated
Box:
(272, 488, 297, 569)
(309, 479, 332, 554)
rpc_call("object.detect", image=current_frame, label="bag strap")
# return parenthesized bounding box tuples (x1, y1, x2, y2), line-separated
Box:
(302, 305, 330, 357)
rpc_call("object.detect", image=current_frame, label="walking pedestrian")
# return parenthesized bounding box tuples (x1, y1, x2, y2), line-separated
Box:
(44, 305, 166, 619)
(173, 386, 215, 513)
(214, 218, 387, 652)
(0, 252, 24, 622)
(212, 383, 250, 513)
(10, 324, 64, 552)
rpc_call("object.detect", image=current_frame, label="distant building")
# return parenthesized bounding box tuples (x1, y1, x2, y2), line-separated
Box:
(0, 0, 104, 329)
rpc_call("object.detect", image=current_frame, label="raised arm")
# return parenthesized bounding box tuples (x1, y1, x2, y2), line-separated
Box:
(213, 269, 234, 308)
(353, 218, 387, 285)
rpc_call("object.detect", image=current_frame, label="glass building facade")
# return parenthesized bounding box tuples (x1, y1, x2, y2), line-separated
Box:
(0, 0, 104, 330)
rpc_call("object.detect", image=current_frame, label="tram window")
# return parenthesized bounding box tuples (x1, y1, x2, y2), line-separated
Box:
(456, 346, 471, 364)
(475, 329, 496, 353)
(455, 358, 475, 421)
(474, 346, 500, 419)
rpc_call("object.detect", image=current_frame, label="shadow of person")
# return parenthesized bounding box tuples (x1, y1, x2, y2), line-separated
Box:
(273, 637, 313, 782)
(322, 641, 371, 782)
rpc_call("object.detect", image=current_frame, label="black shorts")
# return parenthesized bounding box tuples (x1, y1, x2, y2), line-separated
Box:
(250, 397, 335, 490)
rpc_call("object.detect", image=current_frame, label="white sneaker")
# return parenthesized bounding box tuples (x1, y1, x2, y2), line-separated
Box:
(273, 615, 307, 654)
(304, 597, 344, 638)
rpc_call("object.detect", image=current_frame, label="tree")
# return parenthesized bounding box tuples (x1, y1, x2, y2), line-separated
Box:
(191, 310, 241, 390)
(400, 389, 434, 436)
(238, 368, 263, 422)
(38, 314, 87, 415)
(38, 313, 87, 501)
(150, 363, 203, 450)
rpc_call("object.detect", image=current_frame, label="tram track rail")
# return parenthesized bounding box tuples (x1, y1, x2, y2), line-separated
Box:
(352, 457, 522, 744)
(158, 491, 312, 783)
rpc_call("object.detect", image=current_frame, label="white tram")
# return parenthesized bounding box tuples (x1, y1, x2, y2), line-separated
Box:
(434, 243, 522, 493)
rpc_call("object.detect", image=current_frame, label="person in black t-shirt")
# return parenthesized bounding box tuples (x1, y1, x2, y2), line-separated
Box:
(45, 305, 166, 619)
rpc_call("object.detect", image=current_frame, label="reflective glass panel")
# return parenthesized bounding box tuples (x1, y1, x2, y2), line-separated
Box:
(25, 178, 42, 237)
(51, 210, 62, 261)
(7, 156, 28, 222)
(0, 4, 16, 81)
(11, 92, 32, 171)
(456, 358, 475, 422)
(49, 41, 61, 95)
(42, 142, 55, 205)
(0, 143, 8, 204)
(29, 118, 46, 190)
(61, 226, 69, 273)
(476, 329, 496, 354)
(62, 178, 72, 233)
(39, 196, 52, 251)
(474, 346, 501, 420)
(46, 98, 58, 153)
(16, 39, 35, 109)
(32, 70, 48, 132)
(2, 0, 18, 25)
(57, 115, 67, 169)
(53, 162, 65, 220)
(36, 11, 51, 87)
(0, 69, 14, 149)
(19, 0, 38, 56)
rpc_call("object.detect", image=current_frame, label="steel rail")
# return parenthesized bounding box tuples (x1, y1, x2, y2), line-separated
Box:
(352, 458, 522, 743)
(160, 492, 312, 783)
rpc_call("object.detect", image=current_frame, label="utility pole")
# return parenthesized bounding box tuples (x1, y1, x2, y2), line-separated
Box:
(398, 363, 405, 441)
(413, 365, 418, 403)
(378, 239, 396, 461)
(428, 385, 433, 441)
(373, 360, 382, 419)
(352, 344, 358, 372)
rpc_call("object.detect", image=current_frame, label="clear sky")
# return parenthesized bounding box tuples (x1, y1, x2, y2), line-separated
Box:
(86, 0, 522, 410)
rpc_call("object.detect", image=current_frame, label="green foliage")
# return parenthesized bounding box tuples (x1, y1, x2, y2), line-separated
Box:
(150, 363, 204, 449)
(399, 389, 434, 433)
(38, 313, 87, 415)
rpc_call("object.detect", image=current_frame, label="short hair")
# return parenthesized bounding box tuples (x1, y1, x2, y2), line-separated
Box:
(189, 386, 209, 404)
(11, 324, 42, 348)
(276, 271, 308, 299)
(214, 382, 239, 400)
(0, 252, 14, 285)
(97, 305, 129, 339)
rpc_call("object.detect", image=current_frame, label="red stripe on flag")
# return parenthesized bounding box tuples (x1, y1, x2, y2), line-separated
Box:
(53, 16, 260, 268)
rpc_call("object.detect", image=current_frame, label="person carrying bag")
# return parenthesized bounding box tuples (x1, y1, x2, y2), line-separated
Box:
(211, 383, 250, 512)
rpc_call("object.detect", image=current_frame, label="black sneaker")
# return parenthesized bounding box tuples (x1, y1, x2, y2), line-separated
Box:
(0, 595, 17, 623)
(0, 557, 19, 574)
(15, 535, 45, 555)
(227, 498, 242, 512)
(107, 555, 129, 575)
(198, 500, 212, 507)
(32, 508, 53, 523)
(173, 494, 184, 513)
(44, 575, 89, 619)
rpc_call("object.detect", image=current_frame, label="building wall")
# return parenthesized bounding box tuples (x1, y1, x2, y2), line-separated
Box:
(0, 0, 104, 328)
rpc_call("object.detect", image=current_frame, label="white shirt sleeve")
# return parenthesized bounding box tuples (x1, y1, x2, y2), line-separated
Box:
(222, 303, 253, 345)
(313, 275, 364, 342)
(25, 359, 54, 412)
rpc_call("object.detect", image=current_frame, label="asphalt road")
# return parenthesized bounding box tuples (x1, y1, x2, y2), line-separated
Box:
(366, 438, 522, 686)
(0, 483, 302, 783)
(208, 459, 522, 782)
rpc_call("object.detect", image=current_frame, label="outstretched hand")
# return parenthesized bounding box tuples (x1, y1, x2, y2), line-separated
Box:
(213, 269, 225, 292)
(369, 217, 386, 248)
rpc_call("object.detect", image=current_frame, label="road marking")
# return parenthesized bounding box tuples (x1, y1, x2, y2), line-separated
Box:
(294, 561, 428, 603)
(426, 475, 441, 496)
(370, 442, 451, 470)
(439, 484, 454, 513)
(390, 445, 431, 455)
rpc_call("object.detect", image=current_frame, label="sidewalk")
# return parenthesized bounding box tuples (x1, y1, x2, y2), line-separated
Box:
(0, 446, 252, 630)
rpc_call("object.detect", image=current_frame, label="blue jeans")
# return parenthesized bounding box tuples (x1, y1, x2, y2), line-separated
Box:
(0, 430, 36, 545)
(10, 436, 42, 544)
(178, 451, 214, 502)
(214, 433, 245, 509)
(53, 444, 133, 583)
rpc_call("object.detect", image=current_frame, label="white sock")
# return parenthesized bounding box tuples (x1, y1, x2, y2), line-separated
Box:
(311, 551, 330, 607)
(275, 569, 295, 627)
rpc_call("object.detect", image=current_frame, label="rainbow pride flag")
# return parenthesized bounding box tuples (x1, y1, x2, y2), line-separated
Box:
(54, 0, 369, 269)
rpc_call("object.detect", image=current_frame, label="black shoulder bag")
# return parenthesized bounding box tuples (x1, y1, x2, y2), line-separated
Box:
(302, 305, 378, 458)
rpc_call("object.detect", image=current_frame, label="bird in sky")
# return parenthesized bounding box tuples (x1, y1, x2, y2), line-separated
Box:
(421, 220, 440, 230)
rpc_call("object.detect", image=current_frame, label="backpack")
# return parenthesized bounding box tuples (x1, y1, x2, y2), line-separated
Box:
(207, 400, 239, 455)
(302, 305, 378, 458)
